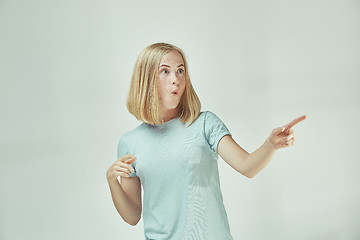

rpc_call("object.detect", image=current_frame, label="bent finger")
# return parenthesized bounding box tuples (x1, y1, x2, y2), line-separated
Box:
(118, 154, 134, 163)
(119, 161, 135, 174)
(118, 172, 130, 178)
(285, 134, 295, 141)
(124, 156, 137, 165)
(115, 166, 132, 174)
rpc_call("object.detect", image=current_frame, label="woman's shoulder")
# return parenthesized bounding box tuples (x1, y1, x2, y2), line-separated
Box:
(190, 110, 219, 124)
(119, 122, 149, 142)
(199, 110, 219, 121)
(196, 110, 214, 118)
(201, 110, 229, 131)
(186, 110, 219, 129)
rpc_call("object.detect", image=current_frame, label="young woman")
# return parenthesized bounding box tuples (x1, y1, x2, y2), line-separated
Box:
(106, 42, 306, 239)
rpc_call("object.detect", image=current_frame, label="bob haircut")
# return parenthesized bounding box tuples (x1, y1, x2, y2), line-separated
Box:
(126, 42, 201, 127)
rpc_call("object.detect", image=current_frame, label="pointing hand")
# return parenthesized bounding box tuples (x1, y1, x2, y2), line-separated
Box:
(267, 115, 307, 149)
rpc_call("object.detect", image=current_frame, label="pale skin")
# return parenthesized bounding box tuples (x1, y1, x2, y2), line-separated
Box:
(106, 50, 307, 225)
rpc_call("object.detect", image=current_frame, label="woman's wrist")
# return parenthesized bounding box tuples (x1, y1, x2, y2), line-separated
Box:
(107, 176, 119, 185)
(264, 137, 277, 152)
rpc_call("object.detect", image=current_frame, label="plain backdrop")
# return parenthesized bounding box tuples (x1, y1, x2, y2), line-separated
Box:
(0, 0, 359, 239)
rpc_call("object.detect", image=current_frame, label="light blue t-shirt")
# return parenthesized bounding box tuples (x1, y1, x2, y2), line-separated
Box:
(117, 111, 233, 240)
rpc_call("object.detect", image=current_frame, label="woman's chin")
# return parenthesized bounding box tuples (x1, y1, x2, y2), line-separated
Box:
(164, 103, 181, 110)
(161, 105, 181, 113)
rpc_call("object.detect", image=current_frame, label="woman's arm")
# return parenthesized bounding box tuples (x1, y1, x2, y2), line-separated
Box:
(107, 177, 142, 226)
(106, 155, 142, 226)
(218, 115, 306, 178)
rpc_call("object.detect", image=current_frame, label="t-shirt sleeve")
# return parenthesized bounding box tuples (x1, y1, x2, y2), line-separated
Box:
(204, 111, 232, 153)
(117, 136, 137, 177)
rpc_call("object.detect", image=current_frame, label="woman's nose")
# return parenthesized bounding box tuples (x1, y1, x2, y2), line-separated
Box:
(171, 75, 179, 85)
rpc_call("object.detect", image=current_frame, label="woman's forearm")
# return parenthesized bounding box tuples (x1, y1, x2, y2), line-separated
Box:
(242, 139, 276, 178)
(107, 179, 141, 226)
(241, 115, 306, 178)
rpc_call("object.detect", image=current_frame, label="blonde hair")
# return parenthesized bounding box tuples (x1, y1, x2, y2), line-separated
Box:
(126, 42, 201, 126)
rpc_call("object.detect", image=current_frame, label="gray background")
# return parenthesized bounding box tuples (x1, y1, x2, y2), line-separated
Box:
(1, 0, 359, 239)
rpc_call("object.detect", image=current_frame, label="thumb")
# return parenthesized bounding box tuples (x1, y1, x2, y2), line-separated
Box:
(273, 126, 285, 135)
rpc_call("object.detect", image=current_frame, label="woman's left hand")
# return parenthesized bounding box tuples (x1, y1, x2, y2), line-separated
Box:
(267, 115, 307, 149)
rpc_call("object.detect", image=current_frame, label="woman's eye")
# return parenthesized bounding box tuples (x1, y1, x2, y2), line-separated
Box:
(178, 69, 184, 74)
(161, 70, 169, 74)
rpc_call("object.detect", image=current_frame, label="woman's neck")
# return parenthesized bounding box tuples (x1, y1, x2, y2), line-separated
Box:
(160, 108, 181, 123)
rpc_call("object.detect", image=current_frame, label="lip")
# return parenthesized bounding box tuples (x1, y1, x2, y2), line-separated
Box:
(171, 89, 179, 94)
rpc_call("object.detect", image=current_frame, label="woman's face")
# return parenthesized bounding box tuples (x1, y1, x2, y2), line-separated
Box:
(157, 50, 186, 116)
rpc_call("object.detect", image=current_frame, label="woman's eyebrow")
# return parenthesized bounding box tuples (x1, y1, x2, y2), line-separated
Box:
(159, 64, 185, 68)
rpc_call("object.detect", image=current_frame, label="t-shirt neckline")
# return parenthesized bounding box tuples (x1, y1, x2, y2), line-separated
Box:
(155, 117, 180, 126)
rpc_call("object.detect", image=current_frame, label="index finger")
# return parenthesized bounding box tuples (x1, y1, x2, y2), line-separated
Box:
(124, 156, 137, 164)
(285, 115, 307, 129)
